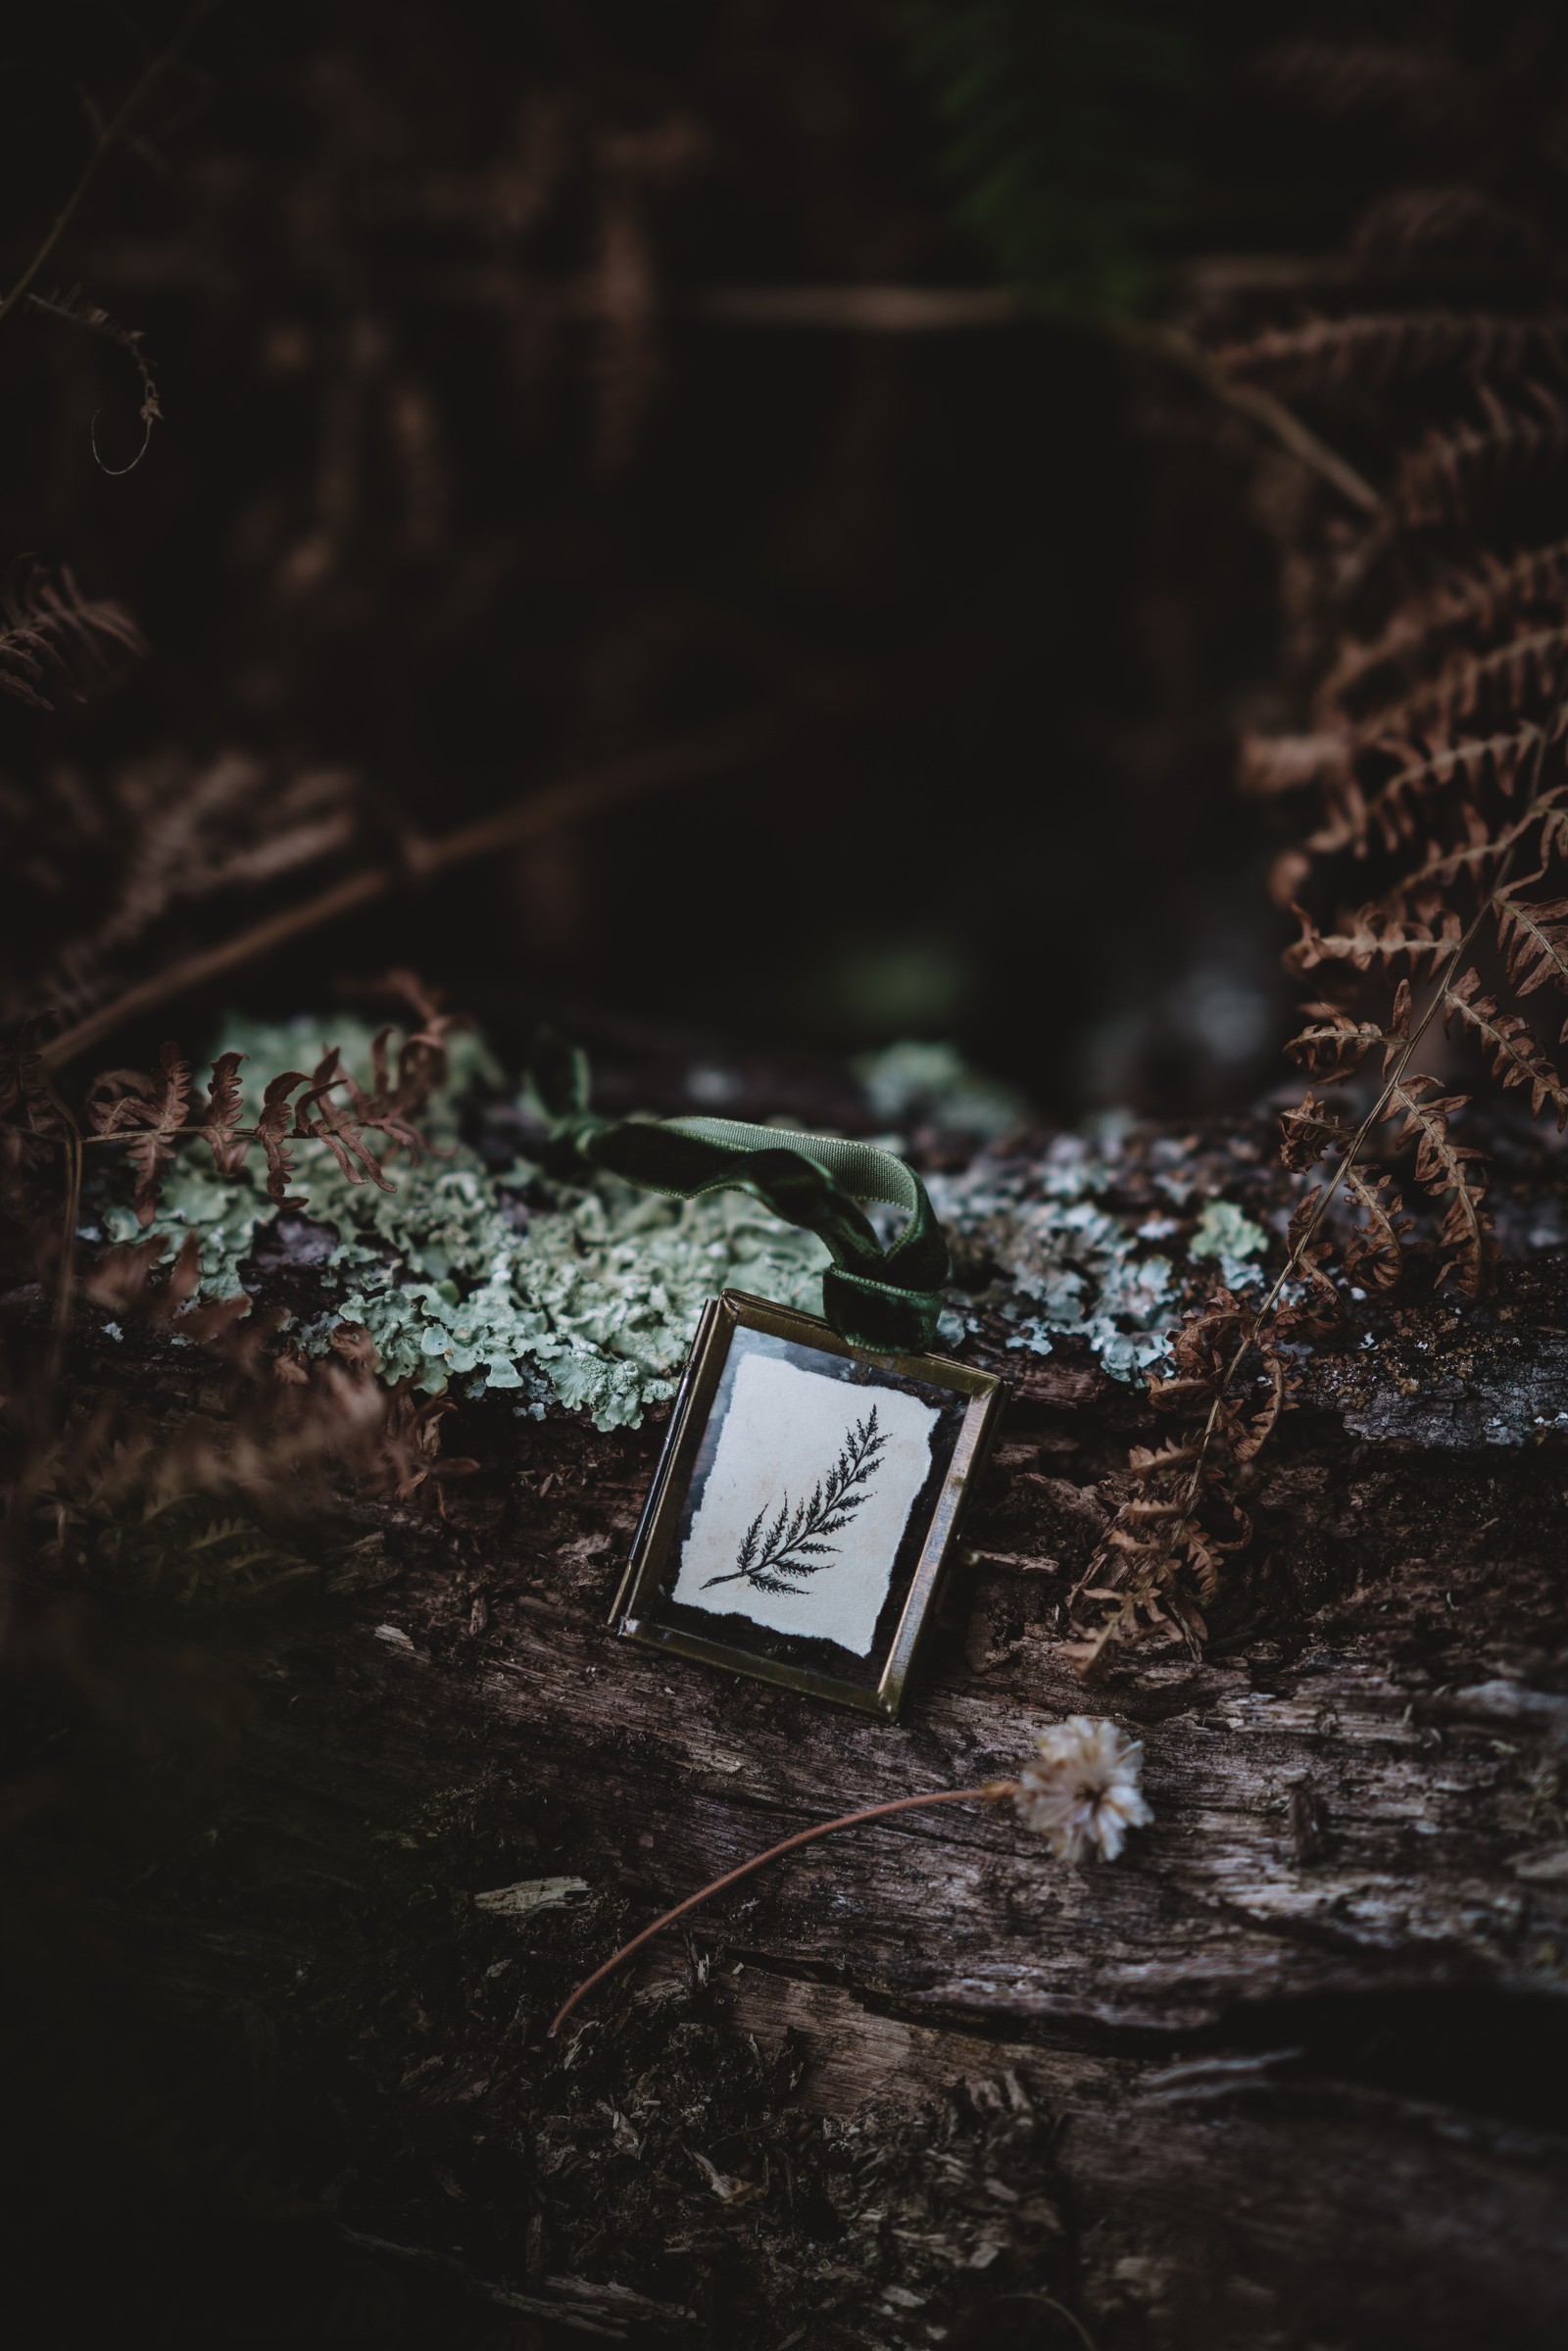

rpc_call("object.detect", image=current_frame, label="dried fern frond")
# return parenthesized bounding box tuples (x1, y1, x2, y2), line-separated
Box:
(0, 559, 144, 710)
(1341, 1169, 1411, 1294)
(61, 997, 459, 1225)
(1494, 884, 1568, 1011)
(1279, 1090, 1350, 1171)
(1354, 621, 1568, 745)
(1319, 537, 1568, 722)
(1443, 965, 1568, 1128)
(1285, 988, 1407, 1082)
(1218, 312, 1568, 398)
(1086, 107, 1568, 1672)
(1362, 720, 1561, 850)
(1286, 904, 1462, 975)
(1371, 793, 1568, 911)
(1381, 1074, 1493, 1294)
(1394, 384, 1568, 530)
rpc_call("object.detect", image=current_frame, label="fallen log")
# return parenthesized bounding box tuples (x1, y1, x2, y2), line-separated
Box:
(5, 1058, 1567, 2349)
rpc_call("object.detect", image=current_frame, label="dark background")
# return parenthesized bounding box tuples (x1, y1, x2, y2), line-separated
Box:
(4, 0, 1478, 1116)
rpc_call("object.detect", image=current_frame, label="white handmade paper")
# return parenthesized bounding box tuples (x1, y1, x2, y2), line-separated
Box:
(671, 1353, 940, 1655)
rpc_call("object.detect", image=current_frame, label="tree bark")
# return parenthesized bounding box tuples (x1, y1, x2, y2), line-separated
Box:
(6, 1078, 1568, 2350)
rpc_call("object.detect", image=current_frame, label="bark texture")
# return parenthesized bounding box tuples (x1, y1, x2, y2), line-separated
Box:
(6, 1081, 1568, 2351)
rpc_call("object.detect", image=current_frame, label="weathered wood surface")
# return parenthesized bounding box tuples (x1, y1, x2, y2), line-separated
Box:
(9, 1086, 1568, 2349)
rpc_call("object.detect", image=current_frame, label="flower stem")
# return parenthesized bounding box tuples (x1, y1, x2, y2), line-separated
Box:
(547, 1782, 1017, 2039)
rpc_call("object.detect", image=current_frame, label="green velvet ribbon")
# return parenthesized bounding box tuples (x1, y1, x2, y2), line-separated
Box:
(528, 1037, 950, 1354)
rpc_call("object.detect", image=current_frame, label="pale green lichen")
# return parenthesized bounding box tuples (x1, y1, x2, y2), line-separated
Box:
(91, 1018, 1271, 1420)
(854, 1038, 1031, 1142)
(99, 1014, 828, 1431)
(928, 1126, 1273, 1381)
(926, 1135, 1179, 1380)
(1189, 1199, 1269, 1290)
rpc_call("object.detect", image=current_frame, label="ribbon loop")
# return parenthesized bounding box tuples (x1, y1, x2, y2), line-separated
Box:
(527, 1049, 950, 1354)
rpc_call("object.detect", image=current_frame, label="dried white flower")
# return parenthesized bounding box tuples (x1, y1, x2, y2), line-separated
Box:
(1012, 1716, 1152, 1864)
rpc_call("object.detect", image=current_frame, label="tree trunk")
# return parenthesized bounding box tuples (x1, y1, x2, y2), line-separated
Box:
(6, 1073, 1568, 2351)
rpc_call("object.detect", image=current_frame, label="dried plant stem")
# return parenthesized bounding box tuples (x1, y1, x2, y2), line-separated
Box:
(0, 2, 216, 334)
(47, 1114, 83, 1385)
(1114, 318, 1386, 517)
(1176, 684, 1567, 1521)
(548, 1782, 1016, 2039)
(38, 724, 759, 1074)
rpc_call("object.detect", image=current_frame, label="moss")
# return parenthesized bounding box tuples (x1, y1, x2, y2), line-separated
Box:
(929, 1127, 1271, 1381)
(853, 1038, 1031, 1141)
(1189, 1199, 1269, 1290)
(93, 1017, 1269, 1422)
(100, 1015, 828, 1432)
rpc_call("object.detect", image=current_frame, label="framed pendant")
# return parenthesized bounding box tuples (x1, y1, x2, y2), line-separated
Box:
(610, 1289, 1004, 1719)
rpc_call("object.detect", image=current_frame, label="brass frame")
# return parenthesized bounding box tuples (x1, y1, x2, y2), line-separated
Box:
(610, 1289, 1004, 1719)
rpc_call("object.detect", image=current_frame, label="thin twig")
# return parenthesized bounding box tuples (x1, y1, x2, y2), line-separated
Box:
(0, 2, 216, 334)
(548, 1783, 1015, 2039)
(37, 723, 760, 1074)
(1114, 318, 1386, 516)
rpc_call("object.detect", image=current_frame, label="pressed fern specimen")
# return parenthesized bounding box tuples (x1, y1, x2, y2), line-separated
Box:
(704, 1406, 888, 1597)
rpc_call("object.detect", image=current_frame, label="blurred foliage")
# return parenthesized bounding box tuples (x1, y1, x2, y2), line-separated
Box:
(899, 0, 1201, 312)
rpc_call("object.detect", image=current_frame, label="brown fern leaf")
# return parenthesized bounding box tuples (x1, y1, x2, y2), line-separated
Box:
(0, 559, 145, 710)
(1317, 537, 1568, 724)
(366, 971, 460, 1130)
(199, 1052, 250, 1177)
(84, 1042, 192, 1224)
(1218, 312, 1568, 398)
(292, 1049, 397, 1192)
(1373, 794, 1568, 911)
(1238, 729, 1353, 799)
(256, 1070, 312, 1207)
(1280, 1090, 1350, 1171)
(1126, 1438, 1200, 1475)
(1394, 385, 1568, 530)
(1342, 1169, 1411, 1293)
(1220, 1341, 1287, 1462)
(1248, 40, 1463, 128)
(1494, 885, 1568, 1013)
(1276, 1189, 1341, 1336)
(0, 1020, 71, 1171)
(1383, 1075, 1493, 1294)
(1349, 186, 1541, 266)
(1357, 620, 1568, 745)
(357, 1030, 434, 1158)
(1150, 1291, 1257, 1410)
(1365, 721, 1559, 848)
(1285, 999, 1405, 1081)
(1444, 966, 1568, 1127)
(1286, 904, 1461, 974)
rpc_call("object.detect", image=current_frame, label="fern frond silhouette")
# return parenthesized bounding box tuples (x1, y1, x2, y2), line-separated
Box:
(0, 560, 144, 710)
(704, 1405, 888, 1598)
